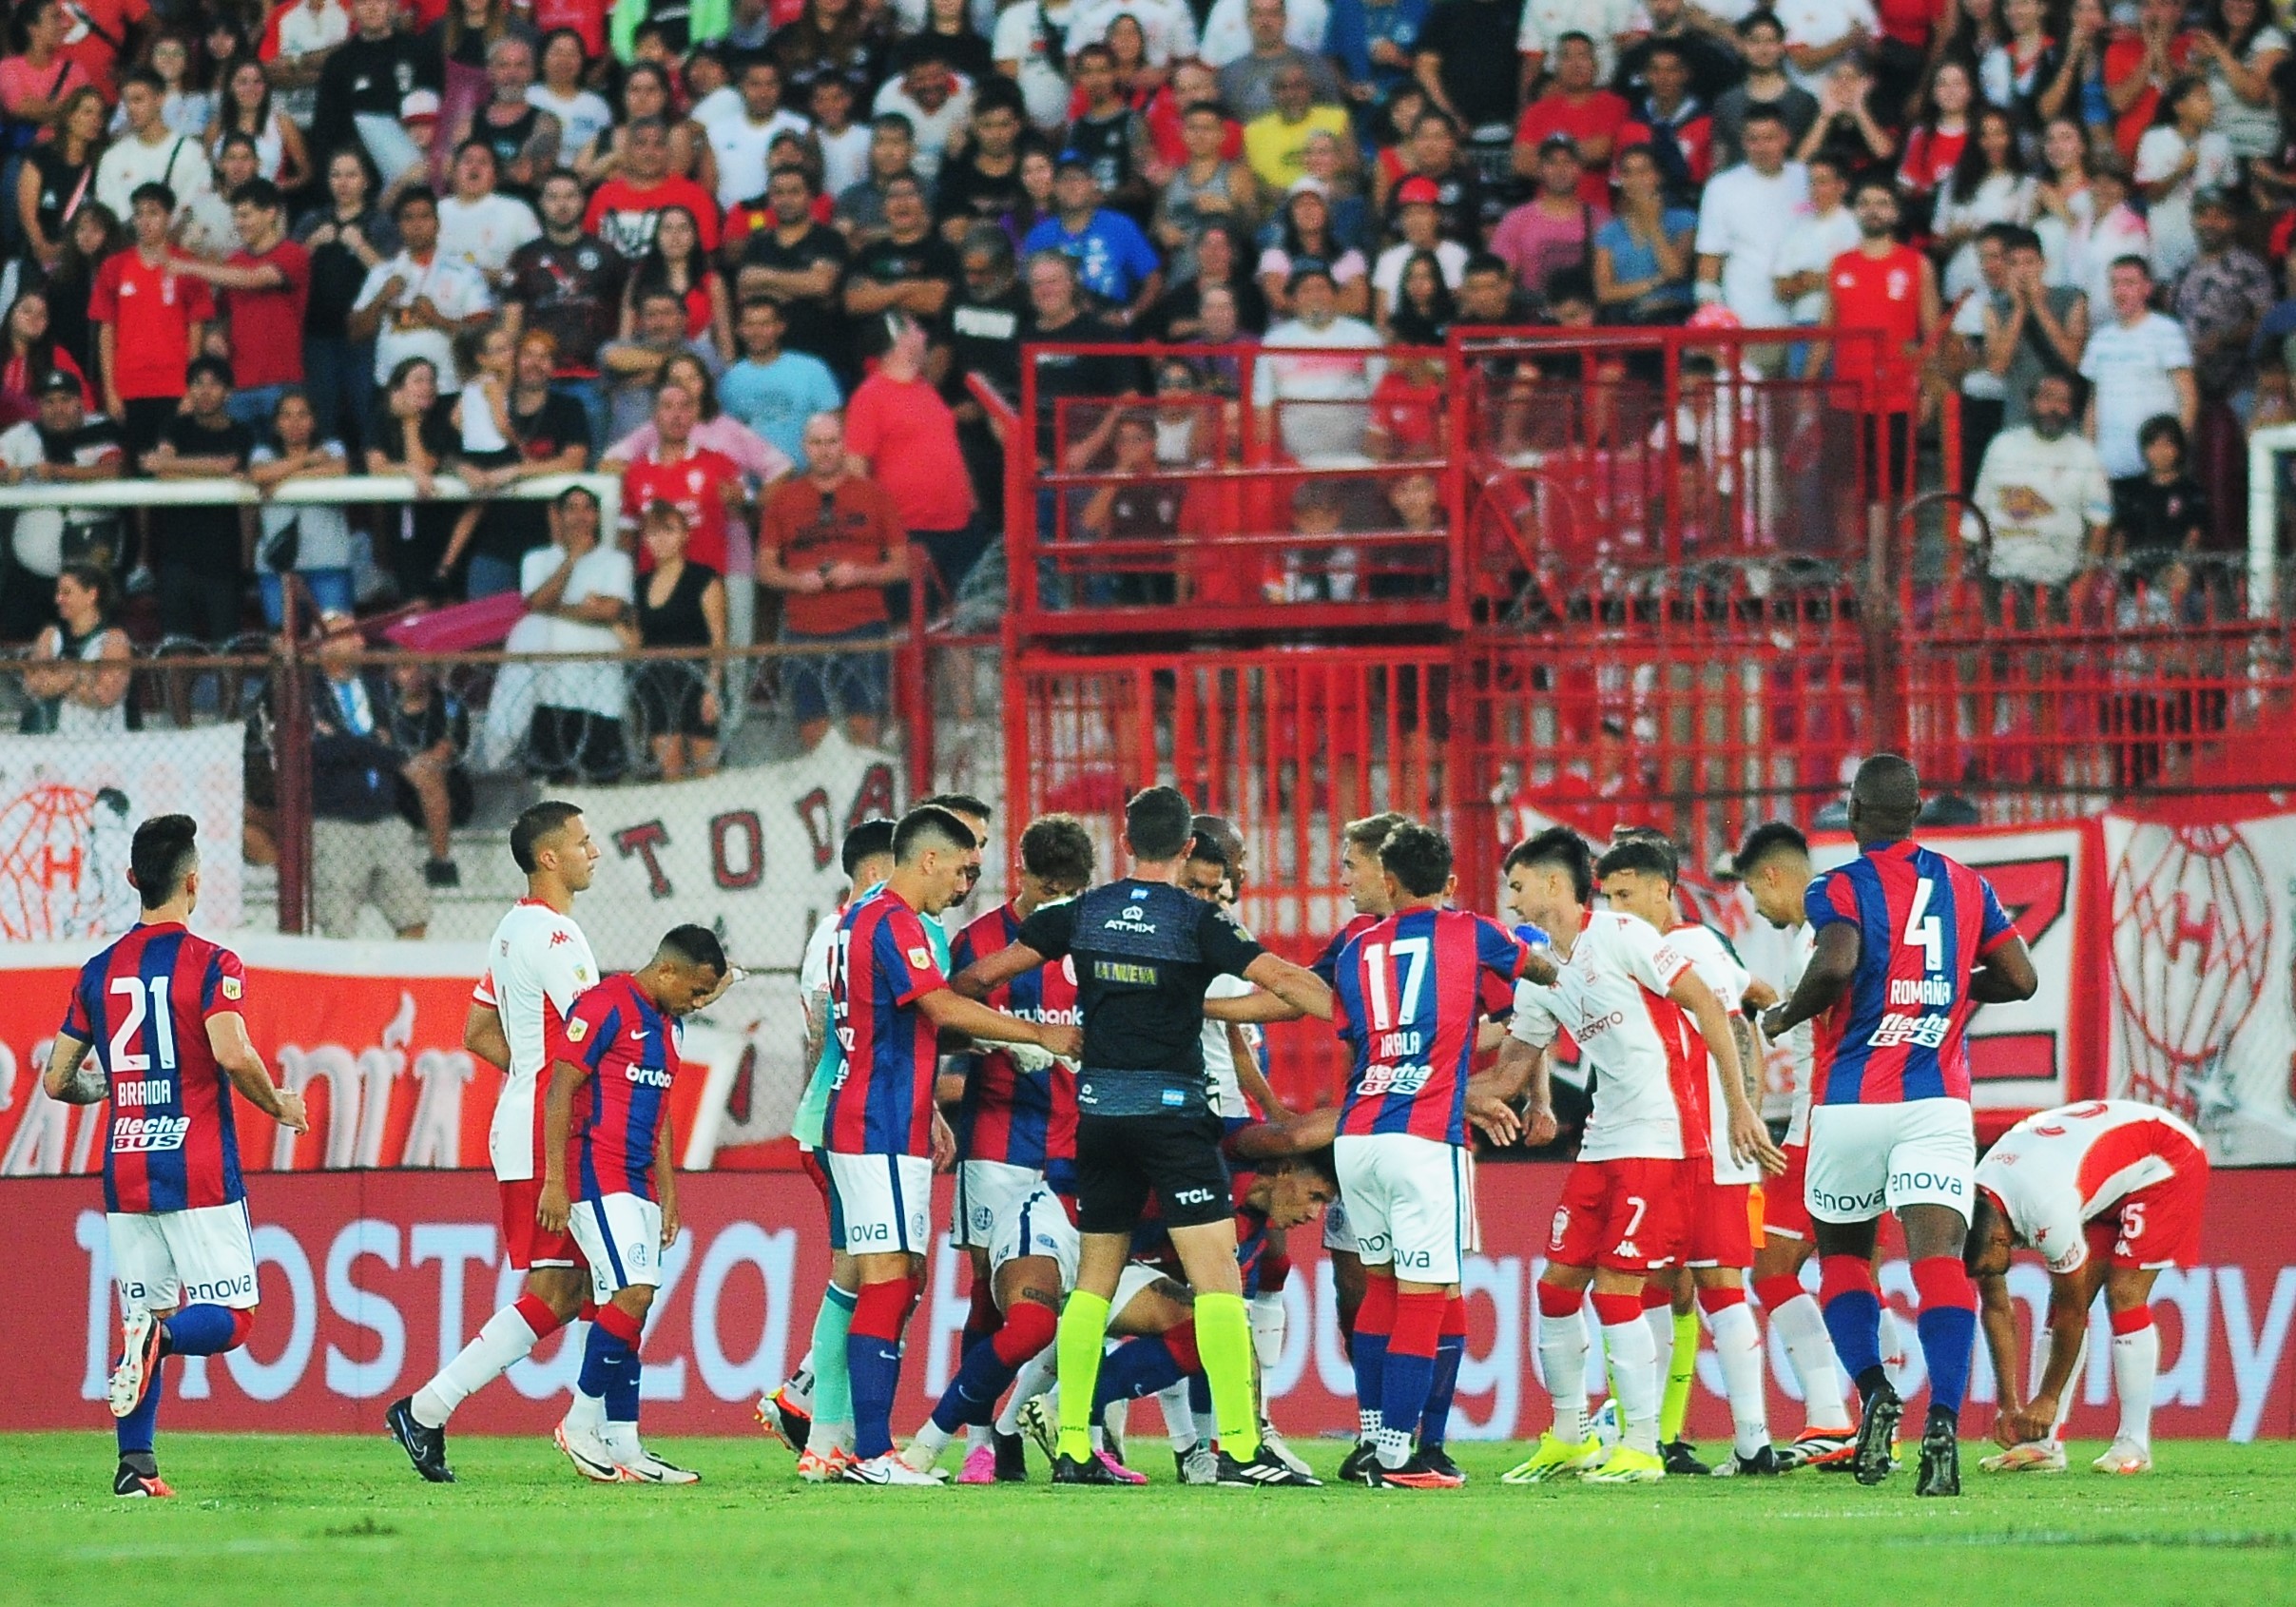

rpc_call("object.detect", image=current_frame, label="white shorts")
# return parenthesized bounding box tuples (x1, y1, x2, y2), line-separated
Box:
(826, 1151, 935, 1255)
(1333, 1132, 1468, 1287)
(1461, 1149, 1483, 1255)
(1322, 1192, 1358, 1254)
(1111, 1261, 1179, 1328)
(569, 1192, 666, 1303)
(108, 1203, 259, 1312)
(988, 1183, 1079, 1293)
(1805, 1097, 1976, 1225)
(955, 1158, 1043, 1250)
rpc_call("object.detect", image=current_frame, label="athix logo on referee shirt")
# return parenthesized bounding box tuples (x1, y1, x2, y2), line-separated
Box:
(1105, 902, 1158, 934)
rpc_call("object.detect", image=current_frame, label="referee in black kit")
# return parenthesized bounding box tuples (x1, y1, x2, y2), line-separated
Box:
(953, 785, 1332, 1486)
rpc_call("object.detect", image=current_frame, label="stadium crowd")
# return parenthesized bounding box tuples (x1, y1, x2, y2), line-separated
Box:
(0, 0, 2286, 676)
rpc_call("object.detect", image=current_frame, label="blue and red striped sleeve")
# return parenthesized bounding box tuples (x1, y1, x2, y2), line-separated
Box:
(1974, 872, 2016, 956)
(873, 904, 949, 1006)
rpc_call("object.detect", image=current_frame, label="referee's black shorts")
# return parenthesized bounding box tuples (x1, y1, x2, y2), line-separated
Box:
(1075, 1110, 1231, 1237)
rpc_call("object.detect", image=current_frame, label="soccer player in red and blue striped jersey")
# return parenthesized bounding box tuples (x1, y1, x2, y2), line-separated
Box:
(825, 804, 1083, 1486)
(539, 925, 728, 1485)
(1761, 756, 2037, 1497)
(1330, 823, 1534, 1486)
(42, 815, 309, 1500)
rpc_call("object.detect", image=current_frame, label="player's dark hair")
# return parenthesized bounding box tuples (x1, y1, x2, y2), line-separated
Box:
(1019, 813, 1094, 888)
(511, 800, 583, 874)
(1963, 1188, 2005, 1272)
(1124, 785, 1195, 861)
(842, 817, 898, 878)
(1285, 1145, 1339, 1188)
(1379, 823, 1453, 898)
(1504, 826, 1593, 904)
(895, 804, 975, 862)
(656, 922, 727, 976)
(1595, 837, 1677, 887)
(918, 792, 992, 824)
(1342, 810, 1409, 852)
(1735, 820, 1809, 877)
(129, 814, 197, 908)
(1189, 813, 1244, 874)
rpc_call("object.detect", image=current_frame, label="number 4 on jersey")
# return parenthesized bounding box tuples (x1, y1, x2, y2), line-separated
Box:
(1903, 877, 1942, 974)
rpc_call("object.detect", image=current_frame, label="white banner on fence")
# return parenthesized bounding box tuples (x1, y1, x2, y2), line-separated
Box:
(2104, 812, 2296, 1165)
(0, 726, 243, 940)
(560, 729, 902, 974)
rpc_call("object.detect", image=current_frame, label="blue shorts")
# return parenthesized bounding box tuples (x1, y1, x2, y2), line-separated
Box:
(781, 624, 890, 725)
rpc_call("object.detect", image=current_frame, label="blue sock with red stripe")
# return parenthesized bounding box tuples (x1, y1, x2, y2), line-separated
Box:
(162, 1305, 247, 1357)
(1820, 1256, 1888, 1401)
(1092, 1323, 1198, 1425)
(600, 1306, 645, 1428)
(933, 1302, 1057, 1435)
(1376, 1291, 1445, 1469)
(578, 1311, 633, 1410)
(1912, 1257, 1978, 1423)
(846, 1277, 918, 1461)
(1418, 1295, 1468, 1451)
(116, 1358, 164, 1459)
(1352, 1273, 1396, 1440)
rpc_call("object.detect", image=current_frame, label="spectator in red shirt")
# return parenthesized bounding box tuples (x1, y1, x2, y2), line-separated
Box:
(585, 116, 723, 262)
(757, 408, 909, 749)
(168, 176, 312, 429)
(844, 309, 977, 594)
(617, 379, 747, 576)
(56, 0, 145, 104)
(89, 181, 213, 469)
(1512, 31, 1631, 208)
(2103, 0, 2199, 164)
(1616, 43, 1714, 208)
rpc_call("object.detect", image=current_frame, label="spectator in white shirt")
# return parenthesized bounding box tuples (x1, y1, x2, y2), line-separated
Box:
(261, 0, 351, 132)
(1071, 0, 1201, 66)
(1201, 0, 1331, 68)
(1254, 261, 1385, 462)
(1515, 0, 1637, 93)
(434, 141, 541, 285)
(529, 29, 614, 157)
(2079, 254, 2198, 487)
(349, 186, 498, 396)
(1774, 0, 1877, 92)
(1770, 151, 1860, 327)
(873, 57, 974, 184)
(991, 0, 1087, 129)
(94, 69, 215, 227)
(707, 58, 814, 208)
(1693, 106, 1808, 339)
(1966, 372, 2113, 591)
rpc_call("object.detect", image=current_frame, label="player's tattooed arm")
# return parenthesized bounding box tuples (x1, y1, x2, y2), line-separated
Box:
(1241, 953, 1334, 1021)
(1731, 1013, 1763, 1108)
(208, 1013, 310, 1133)
(1761, 922, 1861, 1040)
(464, 1002, 513, 1073)
(950, 940, 1050, 1000)
(537, 1057, 588, 1234)
(41, 1034, 106, 1105)
(1673, 970, 1784, 1174)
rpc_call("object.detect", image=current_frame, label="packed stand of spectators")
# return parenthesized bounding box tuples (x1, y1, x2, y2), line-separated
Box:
(0, 0, 2287, 697)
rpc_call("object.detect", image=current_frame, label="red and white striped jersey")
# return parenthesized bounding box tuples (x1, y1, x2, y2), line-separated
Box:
(473, 898, 598, 1182)
(1669, 921, 1757, 1186)
(1975, 1100, 2207, 1274)
(1510, 909, 1708, 1163)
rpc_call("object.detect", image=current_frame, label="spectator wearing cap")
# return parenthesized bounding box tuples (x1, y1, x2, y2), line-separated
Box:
(1372, 175, 1467, 331)
(1489, 135, 1610, 310)
(1512, 32, 1632, 208)
(1022, 152, 1164, 325)
(1215, 0, 1345, 122)
(1692, 105, 1808, 333)
(2170, 188, 2271, 543)
(1255, 260, 1383, 463)
(1242, 55, 1355, 193)
(0, 371, 125, 639)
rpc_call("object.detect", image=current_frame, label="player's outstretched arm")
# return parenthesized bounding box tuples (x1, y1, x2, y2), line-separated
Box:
(537, 1059, 587, 1234)
(950, 940, 1050, 1001)
(917, 985, 1081, 1059)
(1476, 1037, 1555, 1147)
(41, 1033, 105, 1105)
(2000, 1267, 2104, 1445)
(1975, 1271, 2026, 1436)
(1205, 989, 1308, 1023)
(1225, 1103, 1341, 1162)
(207, 1014, 310, 1133)
(1672, 970, 1783, 1173)
(464, 1001, 512, 1073)
(1971, 932, 2039, 1003)
(1762, 922, 1860, 1039)
(1241, 953, 1334, 1021)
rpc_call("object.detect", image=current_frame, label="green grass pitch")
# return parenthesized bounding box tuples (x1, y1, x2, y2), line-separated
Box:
(4, 1435, 2292, 1607)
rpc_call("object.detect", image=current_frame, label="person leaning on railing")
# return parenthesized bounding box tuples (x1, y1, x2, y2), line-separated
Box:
(18, 562, 129, 734)
(0, 368, 122, 641)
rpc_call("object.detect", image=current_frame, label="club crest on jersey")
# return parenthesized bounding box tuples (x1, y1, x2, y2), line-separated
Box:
(567, 1017, 589, 1042)
(220, 976, 241, 1000)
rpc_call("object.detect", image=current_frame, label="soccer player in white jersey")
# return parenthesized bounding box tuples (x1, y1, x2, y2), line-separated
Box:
(388, 801, 600, 1483)
(1491, 826, 1781, 1485)
(1966, 1100, 2209, 1475)
(1597, 836, 1778, 1477)
(1734, 821, 1861, 1467)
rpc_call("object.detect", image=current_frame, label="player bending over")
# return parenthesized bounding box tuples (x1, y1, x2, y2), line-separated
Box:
(1492, 827, 1779, 1485)
(539, 925, 728, 1483)
(1761, 756, 2036, 1496)
(827, 805, 1081, 1486)
(390, 802, 602, 1482)
(1967, 1100, 2208, 1475)
(47, 814, 310, 1499)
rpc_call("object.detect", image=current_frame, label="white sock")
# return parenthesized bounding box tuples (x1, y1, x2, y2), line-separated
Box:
(784, 1358, 814, 1410)
(1603, 1316, 1660, 1454)
(1705, 1301, 1770, 1459)
(1104, 1397, 1128, 1443)
(2113, 1320, 2158, 1450)
(1643, 1302, 1674, 1368)
(412, 1301, 549, 1428)
(603, 1419, 641, 1461)
(1374, 1424, 1413, 1470)
(816, 1419, 854, 1455)
(911, 1419, 953, 1460)
(1539, 1309, 1590, 1442)
(1157, 1381, 1197, 1451)
(965, 1422, 994, 1452)
(996, 1348, 1059, 1436)
(1193, 1405, 1219, 1446)
(1359, 1405, 1383, 1439)
(565, 1388, 606, 1433)
(1770, 1291, 1850, 1430)
(1877, 1307, 1906, 1375)
(1250, 1292, 1286, 1371)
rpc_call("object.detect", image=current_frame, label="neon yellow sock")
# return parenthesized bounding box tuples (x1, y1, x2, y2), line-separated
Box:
(1053, 1289, 1111, 1461)
(1661, 1309, 1698, 1443)
(1196, 1292, 1260, 1460)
